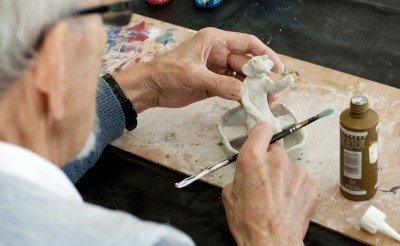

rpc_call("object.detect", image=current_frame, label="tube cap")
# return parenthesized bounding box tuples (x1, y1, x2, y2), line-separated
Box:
(360, 206, 386, 234)
(360, 206, 400, 242)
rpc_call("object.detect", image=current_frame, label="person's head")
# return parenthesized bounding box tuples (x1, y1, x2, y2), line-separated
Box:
(0, 0, 106, 166)
(242, 55, 275, 77)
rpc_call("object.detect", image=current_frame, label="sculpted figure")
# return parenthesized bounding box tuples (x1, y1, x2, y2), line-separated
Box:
(240, 55, 294, 133)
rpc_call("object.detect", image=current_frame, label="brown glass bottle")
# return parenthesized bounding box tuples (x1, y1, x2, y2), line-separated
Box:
(340, 96, 379, 201)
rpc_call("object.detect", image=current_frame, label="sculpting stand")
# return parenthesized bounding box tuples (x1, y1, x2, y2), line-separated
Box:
(218, 103, 307, 161)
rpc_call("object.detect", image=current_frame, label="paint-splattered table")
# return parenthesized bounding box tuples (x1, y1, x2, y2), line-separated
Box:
(103, 14, 400, 246)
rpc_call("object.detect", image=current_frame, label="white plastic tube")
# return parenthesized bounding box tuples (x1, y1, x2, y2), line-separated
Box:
(359, 205, 400, 242)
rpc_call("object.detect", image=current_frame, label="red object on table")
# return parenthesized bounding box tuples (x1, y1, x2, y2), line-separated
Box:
(146, 0, 172, 4)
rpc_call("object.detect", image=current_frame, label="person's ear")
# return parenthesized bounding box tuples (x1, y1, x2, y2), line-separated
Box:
(32, 21, 69, 121)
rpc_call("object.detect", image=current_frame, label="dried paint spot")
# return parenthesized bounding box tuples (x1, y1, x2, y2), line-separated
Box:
(297, 153, 303, 161)
(127, 21, 146, 32)
(322, 79, 352, 92)
(380, 185, 400, 195)
(155, 28, 176, 45)
(105, 21, 150, 54)
(164, 132, 176, 142)
(118, 44, 141, 53)
(282, 68, 300, 82)
(127, 33, 148, 42)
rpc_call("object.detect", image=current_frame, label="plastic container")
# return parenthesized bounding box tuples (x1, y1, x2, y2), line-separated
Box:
(194, 0, 222, 8)
(218, 103, 307, 161)
(146, 0, 172, 5)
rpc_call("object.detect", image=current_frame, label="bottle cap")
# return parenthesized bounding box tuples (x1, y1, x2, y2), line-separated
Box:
(359, 206, 400, 242)
(350, 95, 369, 117)
(351, 95, 368, 106)
(194, 0, 222, 8)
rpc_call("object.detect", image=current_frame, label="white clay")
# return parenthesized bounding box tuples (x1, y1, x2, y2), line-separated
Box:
(218, 56, 306, 160)
(240, 55, 294, 133)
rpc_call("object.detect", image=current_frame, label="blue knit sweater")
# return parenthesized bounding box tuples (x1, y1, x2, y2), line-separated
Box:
(62, 78, 125, 183)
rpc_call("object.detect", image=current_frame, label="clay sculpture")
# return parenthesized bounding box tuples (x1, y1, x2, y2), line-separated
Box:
(218, 56, 307, 159)
(241, 55, 294, 133)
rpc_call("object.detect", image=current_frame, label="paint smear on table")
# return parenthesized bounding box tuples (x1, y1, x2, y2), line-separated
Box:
(100, 16, 186, 76)
(105, 21, 149, 54)
(322, 79, 352, 92)
(155, 28, 176, 45)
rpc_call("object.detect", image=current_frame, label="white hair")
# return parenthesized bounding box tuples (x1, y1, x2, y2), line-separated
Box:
(0, 0, 79, 94)
(74, 117, 99, 160)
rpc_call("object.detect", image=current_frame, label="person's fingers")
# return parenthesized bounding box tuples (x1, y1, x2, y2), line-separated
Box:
(287, 165, 317, 237)
(207, 29, 285, 74)
(237, 122, 274, 171)
(221, 183, 234, 210)
(189, 67, 243, 100)
(287, 165, 307, 196)
(235, 74, 246, 82)
(227, 54, 251, 75)
(266, 138, 285, 152)
(227, 52, 284, 76)
(302, 175, 318, 212)
(242, 122, 274, 153)
(267, 93, 278, 108)
(300, 178, 318, 237)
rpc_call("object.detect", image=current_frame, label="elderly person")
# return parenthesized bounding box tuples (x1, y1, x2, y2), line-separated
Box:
(0, 0, 317, 245)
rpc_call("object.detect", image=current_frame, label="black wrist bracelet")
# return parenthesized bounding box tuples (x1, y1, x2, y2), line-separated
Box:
(102, 73, 137, 131)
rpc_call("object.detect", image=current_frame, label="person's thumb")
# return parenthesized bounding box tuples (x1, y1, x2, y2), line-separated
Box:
(191, 68, 243, 100)
(233, 123, 274, 177)
(238, 122, 274, 163)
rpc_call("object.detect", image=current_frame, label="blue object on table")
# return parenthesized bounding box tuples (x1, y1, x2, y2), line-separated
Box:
(194, 0, 222, 8)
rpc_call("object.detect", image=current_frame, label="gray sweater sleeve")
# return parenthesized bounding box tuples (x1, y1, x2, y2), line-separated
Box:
(62, 78, 126, 184)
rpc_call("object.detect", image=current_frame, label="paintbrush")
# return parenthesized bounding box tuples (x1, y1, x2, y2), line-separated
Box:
(175, 108, 334, 188)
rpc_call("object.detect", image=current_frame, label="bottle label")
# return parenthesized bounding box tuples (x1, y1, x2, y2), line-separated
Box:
(340, 126, 367, 180)
(340, 185, 367, 195)
(369, 142, 378, 164)
(343, 149, 362, 179)
(340, 126, 368, 138)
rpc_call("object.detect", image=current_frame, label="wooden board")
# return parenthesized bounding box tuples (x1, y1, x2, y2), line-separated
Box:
(103, 14, 400, 245)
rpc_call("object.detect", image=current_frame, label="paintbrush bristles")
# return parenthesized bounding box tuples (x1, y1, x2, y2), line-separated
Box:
(318, 108, 334, 118)
(296, 108, 334, 130)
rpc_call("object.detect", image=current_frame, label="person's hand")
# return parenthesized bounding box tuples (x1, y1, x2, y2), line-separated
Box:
(222, 123, 317, 246)
(114, 27, 284, 113)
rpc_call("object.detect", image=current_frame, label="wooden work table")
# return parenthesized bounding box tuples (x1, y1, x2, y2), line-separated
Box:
(79, 1, 400, 245)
